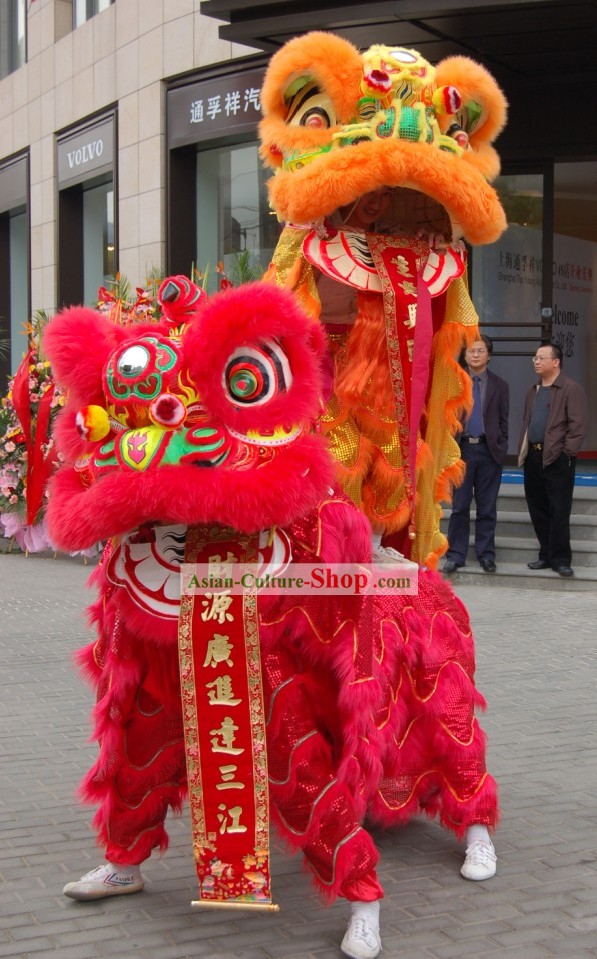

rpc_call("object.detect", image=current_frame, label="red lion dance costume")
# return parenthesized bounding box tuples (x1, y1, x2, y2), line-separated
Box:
(44, 33, 506, 959)
(45, 275, 498, 958)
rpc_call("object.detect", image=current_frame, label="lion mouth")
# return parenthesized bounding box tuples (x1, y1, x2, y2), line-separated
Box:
(338, 186, 459, 243)
(381, 187, 457, 241)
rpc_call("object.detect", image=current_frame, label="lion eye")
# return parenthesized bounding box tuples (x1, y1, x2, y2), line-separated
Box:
(446, 122, 470, 149)
(224, 341, 292, 406)
(300, 106, 332, 129)
(285, 79, 336, 129)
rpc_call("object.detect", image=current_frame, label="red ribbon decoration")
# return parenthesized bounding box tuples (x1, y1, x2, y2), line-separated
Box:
(10, 349, 58, 526)
(178, 527, 277, 911)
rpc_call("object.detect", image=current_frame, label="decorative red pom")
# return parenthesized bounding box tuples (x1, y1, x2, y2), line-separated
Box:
(433, 84, 462, 116)
(364, 69, 392, 93)
(149, 393, 187, 428)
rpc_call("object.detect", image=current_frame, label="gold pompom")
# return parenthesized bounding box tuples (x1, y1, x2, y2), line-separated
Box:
(76, 405, 110, 442)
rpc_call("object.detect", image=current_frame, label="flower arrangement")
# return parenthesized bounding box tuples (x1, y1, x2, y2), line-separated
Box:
(0, 265, 260, 553)
(0, 315, 64, 551)
(96, 270, 162, 325)
(0, 274, 163, 553)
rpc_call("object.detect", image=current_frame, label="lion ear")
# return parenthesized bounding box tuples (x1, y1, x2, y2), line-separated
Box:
(435, 56, 508, 180)
(436, 56, 508, 143)
(43, 307, 122, 404)
(259, 31, 363, 170)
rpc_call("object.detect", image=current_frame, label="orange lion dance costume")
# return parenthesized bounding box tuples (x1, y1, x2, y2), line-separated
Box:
(260, 32, 508, 567)
(43, 33, 506, 959)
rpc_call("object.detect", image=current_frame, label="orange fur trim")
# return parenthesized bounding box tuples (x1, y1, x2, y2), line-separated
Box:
(262, 262, 278, 283)
(267, 139, 507, 244)
(260, 33, 508, 244)
(461, 143, 502, 182)
(432, 321, 478, 432)
(283, 258, 304, 290)
(435, 459, 466, 505)
(335, 293, 394, 415)
(435, 56, 508, 147)
(362, 482, 410, 534)
(260, 31, 363, 126)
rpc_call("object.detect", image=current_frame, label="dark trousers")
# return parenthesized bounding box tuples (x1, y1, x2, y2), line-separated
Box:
(446, 441, 503, 565)
(524, 447, 576, 567)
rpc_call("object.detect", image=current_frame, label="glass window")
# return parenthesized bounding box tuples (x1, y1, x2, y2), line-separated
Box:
(470, 173, 545, 455)
(74, 0, 113, 29)
(9, 209, 28, 372)
(196, 141, 278, 292)
(0, 155, 29, 381)
(0, 0, 26, 79)
(552, 161, 596, 450)
(82, 180, 114, 304)
(471, 173, 544, 328)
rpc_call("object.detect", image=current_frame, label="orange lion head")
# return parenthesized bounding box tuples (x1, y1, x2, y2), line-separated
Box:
(260, 32, 508, 246)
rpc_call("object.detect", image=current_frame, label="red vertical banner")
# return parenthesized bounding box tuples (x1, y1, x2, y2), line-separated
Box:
(178, 526, 278, 911)
(368, 235, 427, 530)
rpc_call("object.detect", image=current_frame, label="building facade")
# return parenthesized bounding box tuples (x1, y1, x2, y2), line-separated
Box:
(1, 0, 595, 454)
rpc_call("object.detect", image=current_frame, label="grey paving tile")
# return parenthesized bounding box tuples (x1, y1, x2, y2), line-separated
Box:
(2, 553, 597, 959)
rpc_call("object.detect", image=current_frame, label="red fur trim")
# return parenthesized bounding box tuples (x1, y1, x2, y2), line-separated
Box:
(317, 495, 372, 562)
(186, 282, 326, 436)
(43, 308, 128, 407)
(76, 599, 186, 865)
(51, 406, 93, 466)
(46, 435, 333, 551)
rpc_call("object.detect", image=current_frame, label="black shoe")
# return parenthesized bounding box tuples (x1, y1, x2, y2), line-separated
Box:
(442, 560, 463, 574)
(553, 565, 574, 577)
(527, 560, 550, 570)
(479, 559, 496, 572)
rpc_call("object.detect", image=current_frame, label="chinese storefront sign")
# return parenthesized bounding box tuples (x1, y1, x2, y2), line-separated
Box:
(168, 68, 265, 148)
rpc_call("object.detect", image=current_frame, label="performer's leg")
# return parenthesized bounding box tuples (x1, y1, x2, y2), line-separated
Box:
(262, 646, 382, 957)
(367, 572, 499, 882)
(64, 630, 186, 900)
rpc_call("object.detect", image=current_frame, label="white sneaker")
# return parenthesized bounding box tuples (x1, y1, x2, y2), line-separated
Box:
(63, 863, 144, 900)
(372, 545, 405, 563)
(461, 839, 497, 881)
(341, 901, 382, 959)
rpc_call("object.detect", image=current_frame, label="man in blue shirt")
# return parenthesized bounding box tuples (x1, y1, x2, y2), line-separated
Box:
(443, 335, 509, 574)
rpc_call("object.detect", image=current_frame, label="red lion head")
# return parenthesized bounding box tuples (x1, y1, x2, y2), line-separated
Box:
(44, 280, 332, 551)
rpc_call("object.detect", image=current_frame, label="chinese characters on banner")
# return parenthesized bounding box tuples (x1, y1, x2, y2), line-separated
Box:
(178, 528, 276, 910)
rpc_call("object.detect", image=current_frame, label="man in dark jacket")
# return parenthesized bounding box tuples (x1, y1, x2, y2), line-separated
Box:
(443, 335, 509, 574)
(518, 342, 588, 577)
